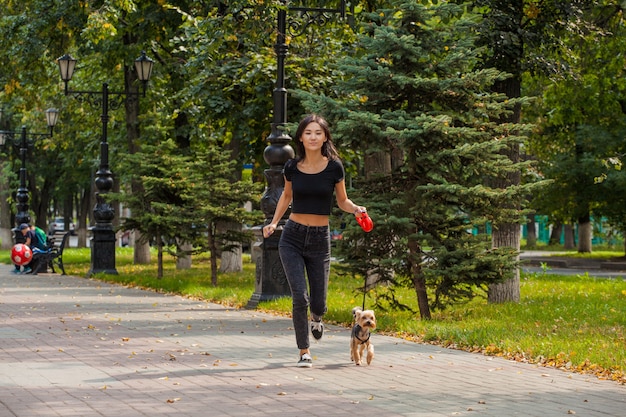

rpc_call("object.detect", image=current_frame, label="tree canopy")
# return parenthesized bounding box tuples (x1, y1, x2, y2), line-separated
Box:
(2, 0, 626, 313)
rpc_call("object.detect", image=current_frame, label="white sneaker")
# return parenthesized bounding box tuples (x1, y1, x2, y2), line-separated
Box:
(297, 353, 313, 368)
(311, 320, 324, 340)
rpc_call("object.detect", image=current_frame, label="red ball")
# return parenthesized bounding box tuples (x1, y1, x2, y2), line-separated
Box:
(11, 244, 33, 266)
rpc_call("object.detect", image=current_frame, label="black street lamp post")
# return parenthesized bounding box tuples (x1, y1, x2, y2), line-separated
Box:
(247, 1, 347, 308)
(0, 108, 59, 240)
(56, 51, 154, 276)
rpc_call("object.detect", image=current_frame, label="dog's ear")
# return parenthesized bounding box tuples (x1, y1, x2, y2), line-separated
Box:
(354, 309, 362, 320)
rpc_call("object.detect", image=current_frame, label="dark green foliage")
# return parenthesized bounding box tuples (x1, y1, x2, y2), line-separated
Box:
(113, 139, 262, 282)
(300, 0, 538, 315)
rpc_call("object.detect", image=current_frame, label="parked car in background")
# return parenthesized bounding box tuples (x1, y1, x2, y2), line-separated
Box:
(48, 217, 75, 235)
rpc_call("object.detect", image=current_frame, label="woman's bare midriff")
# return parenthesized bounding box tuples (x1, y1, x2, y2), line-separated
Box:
(289, 213, 329, 227)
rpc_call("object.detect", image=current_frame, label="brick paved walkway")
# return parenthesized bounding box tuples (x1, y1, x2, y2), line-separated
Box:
(1, 269, 623, 416)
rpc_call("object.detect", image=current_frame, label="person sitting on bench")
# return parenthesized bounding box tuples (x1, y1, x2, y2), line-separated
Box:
(18, 223, 48, 274)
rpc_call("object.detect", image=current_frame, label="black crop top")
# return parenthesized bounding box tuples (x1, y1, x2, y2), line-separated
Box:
(283, 158, 345, 215)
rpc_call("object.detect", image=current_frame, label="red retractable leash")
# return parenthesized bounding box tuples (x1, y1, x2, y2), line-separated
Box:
(355, 210, 373, 309)
(356, 211, 374, 233)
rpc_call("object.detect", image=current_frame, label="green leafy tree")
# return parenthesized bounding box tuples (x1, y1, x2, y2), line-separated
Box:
(525, 3, 626, 253)
(465, 0, 620, 297)
(176, 1, 357, 271)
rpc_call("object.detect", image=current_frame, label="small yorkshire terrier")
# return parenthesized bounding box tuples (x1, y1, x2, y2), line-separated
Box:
(350, 306, 376, 366)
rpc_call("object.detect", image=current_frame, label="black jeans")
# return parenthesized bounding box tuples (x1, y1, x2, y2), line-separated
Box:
(278, 220, 330, 350)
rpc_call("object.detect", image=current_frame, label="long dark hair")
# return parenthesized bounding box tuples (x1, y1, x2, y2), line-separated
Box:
(293, 114, 339, 161)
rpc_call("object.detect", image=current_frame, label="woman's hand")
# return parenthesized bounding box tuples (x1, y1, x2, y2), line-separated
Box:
(353, 206, 367, 218)
(263, 223, 278, 238)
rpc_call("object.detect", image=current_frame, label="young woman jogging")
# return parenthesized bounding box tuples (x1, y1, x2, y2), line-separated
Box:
(263, 114, 367, 367)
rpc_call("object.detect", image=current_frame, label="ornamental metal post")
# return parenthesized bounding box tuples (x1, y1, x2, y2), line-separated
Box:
(0, 110, 58, 244)
(248, 4, 295, 308)
(90, 82, 117, 275)
(15, 127, 31, 226)
(247, 1, 347, 308)
(56, 51, 154, 276)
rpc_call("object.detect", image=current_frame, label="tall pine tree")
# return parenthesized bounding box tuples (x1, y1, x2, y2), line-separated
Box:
(115, 139, 261, 282)
(298, 0, 539, 318)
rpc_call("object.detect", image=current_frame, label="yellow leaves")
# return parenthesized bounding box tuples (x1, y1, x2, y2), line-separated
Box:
(483, 344, 503, 355)
(524, 3, 540, 19)
(4, 79, 21, 95)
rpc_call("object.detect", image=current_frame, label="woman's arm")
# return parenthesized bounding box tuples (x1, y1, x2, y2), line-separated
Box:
(263, 179, 293, 237)
(335, 179, 366, 216)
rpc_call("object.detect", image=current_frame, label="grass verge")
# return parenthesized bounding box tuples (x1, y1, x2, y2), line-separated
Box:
(2, 247, 625, 384)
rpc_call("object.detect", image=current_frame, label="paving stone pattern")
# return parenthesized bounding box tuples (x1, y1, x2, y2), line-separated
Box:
(1, 269, 624, 417)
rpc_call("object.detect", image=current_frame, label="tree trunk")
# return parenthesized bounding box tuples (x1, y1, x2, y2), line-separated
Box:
(123, 40, 150, 265)
(549, 221, 562, 246)
(157, 233, 163, 279)
(364, 151, 391, 180)
(77, 187, 91, 248)
(488, 69, 522, 304)
(220, 245, 242, 272)
(176, 240, 193, 269)
(564, 224, 576, 249)
(133, 230, 151, 264)
(408, 235, 430, 319)
(208, 225, 218, 286)
(0, 164, 13, 249)
(577, 214, 592, 253)
(488, 223, 521, 303)
(219, 220, 242, 273)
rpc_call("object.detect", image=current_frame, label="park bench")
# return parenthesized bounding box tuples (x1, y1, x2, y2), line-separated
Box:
(31, 231, 70, 275)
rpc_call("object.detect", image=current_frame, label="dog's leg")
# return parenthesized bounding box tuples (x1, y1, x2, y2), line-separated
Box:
(366, 343, 375, 365)
(355, 344, 365, 366)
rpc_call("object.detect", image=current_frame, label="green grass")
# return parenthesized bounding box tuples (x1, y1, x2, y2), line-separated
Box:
(2, 247, 625, 384)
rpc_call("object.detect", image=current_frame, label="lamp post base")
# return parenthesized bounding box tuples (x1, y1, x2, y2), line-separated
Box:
(246, 229, 291, 309)
(88, 227, 118, 276)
